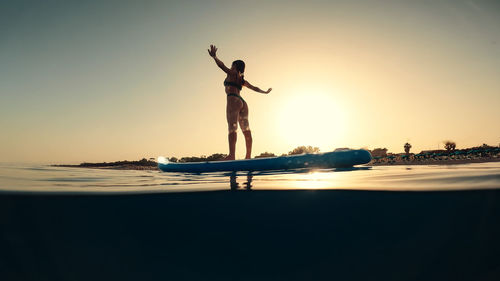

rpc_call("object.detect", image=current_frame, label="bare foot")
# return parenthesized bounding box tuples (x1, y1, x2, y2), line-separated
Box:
(224, 155, 235, 161)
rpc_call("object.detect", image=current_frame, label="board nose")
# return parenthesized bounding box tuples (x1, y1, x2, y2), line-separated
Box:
(356, 150, 372, 164)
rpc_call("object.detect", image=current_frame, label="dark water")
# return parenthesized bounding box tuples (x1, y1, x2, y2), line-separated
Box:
(1, 163, 500, 280)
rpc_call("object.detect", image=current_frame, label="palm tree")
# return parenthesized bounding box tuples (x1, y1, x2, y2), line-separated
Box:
(404, 143, 412, 154)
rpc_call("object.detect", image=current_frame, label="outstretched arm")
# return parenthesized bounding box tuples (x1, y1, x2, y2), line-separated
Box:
(244, 80, 272, 94)
(207, 44, 230, 73)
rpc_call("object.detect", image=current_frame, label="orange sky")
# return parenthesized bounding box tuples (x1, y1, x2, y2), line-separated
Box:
(1, 0, 499, 163)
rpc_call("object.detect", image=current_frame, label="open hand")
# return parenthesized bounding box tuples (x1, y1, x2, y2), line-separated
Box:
(208, 44, 217, 57)
(265, 88, 272, 94)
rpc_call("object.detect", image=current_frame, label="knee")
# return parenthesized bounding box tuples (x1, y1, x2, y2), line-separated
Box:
(239, 120, 250, 132)
(228, 122, 238, 133)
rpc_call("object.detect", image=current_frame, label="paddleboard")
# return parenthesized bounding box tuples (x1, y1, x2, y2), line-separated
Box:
(158, 149, 371, 173)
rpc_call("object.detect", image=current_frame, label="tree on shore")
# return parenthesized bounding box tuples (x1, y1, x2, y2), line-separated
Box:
(370, 148, 388, 158)
(255, 152, 276, 158)
(206, 153, 227, 161)
(288, 146, 320, 155)
(77, 158, 157, 167)
(179, 153, 226, 163)
(444, 141, 456, 151)
(404, 143, 412, 154)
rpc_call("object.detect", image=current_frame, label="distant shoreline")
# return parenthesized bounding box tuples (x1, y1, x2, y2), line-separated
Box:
(368, 157, 500, 166)
(52, 158, 158, 171)
(53, 164, 159, 171)
(53, 156, 500, 171)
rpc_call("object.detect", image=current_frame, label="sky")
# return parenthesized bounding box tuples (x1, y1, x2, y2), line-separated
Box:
(1, 0, 499, 163)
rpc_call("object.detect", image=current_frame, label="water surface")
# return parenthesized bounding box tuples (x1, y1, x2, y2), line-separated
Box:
(1, 162, 499, 193)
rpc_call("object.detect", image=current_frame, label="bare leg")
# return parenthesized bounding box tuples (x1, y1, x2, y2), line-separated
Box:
(225, 132, 237, 160)
(239, 101, 252, 159)
(225, 96, 243, 161)
(243, 130, 252, 159)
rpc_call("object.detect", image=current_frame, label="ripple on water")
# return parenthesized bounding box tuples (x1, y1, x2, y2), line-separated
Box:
(42, 177, 109, 182)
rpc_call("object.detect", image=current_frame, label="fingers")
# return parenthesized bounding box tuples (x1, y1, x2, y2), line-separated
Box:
(208, 45, 217, 57)
(208, 44, 218, 54)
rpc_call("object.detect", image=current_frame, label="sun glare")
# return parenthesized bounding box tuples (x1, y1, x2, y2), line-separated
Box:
(277, 90, 347, 151)
(291, 171, 340, 189)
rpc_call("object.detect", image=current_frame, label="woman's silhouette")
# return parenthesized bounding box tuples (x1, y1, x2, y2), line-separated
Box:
(208, 44, 272, 160)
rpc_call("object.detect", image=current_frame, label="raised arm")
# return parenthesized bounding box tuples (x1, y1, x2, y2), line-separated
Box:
(207, 44, 230, 73)
(243, 80, 272, 94)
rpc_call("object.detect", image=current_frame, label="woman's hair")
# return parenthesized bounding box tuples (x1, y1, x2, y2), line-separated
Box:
(232, 60, 245, 74)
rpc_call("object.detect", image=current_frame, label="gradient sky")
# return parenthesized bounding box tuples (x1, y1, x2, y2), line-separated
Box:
(1, 0, 499, 163)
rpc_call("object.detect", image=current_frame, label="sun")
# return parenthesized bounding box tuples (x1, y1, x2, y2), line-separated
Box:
(276, 89, 347, 151)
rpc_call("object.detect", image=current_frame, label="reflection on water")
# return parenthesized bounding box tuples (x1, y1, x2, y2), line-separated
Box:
(0, 162, 499, 193)
(230, 172, 253, 191)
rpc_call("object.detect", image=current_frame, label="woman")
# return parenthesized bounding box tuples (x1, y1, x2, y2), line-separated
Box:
(208, 44, 272, 160)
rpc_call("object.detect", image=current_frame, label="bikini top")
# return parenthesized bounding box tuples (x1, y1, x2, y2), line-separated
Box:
(224, 78, 245, 91)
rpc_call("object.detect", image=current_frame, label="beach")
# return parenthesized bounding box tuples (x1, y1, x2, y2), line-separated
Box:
(1, 189, 499, 281)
